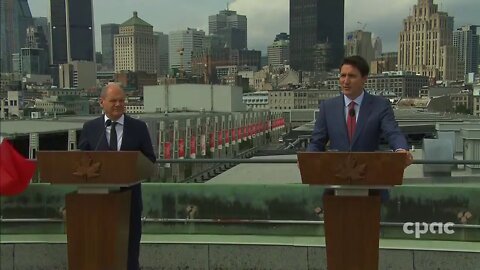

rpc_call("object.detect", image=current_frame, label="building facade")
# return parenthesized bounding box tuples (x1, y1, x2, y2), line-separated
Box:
(169, 28, 205, 75)
(101, 23, 119, 71)
(345, 30, 375, 65)
(114, 12, 157, 74)
(453, 25, 479, 78)
(154, 32, 169, 76)
(268, 39, 290, 67)
(325, 71, 429, 97)
(59, 61, 96, 90)
(208, 10, 247, 50)
(398, 0, 457, 80)
(0, 0, 33, 72)
(290, 0, 344, 71)
(49, 0, 95, 65)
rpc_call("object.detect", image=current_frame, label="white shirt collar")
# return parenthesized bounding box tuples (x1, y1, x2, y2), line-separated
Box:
(344, 91, 365, 107)
(104, 114, 125, 126)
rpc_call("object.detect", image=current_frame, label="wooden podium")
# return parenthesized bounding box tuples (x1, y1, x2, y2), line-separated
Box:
(37, 151, 154, 270)
(297, 152, 406, 270)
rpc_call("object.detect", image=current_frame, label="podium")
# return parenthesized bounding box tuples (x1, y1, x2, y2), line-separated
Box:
(297, 152, 406, 270)
(37, 151, 154, 270)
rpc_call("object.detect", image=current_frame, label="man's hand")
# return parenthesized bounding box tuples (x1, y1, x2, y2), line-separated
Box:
(396, 149, 413, 168)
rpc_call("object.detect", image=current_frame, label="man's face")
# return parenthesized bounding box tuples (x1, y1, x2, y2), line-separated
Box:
(339, 64, 367, 100)
(100, 86, 125, 121)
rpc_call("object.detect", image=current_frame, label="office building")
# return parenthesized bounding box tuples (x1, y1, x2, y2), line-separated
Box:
(398, 0, 457, 80)
(290, 0, 344, 71)
(101, 24, 119, 71)
(114, 12, 157, 74)
(453, 25, 479, 77)
(208, 10, 247, 49)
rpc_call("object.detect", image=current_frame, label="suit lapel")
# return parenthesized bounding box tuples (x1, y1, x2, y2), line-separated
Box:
(96, 116, 109, 150)
(336, 96, 350, 145)
(120, 115, 128, 150)
(351, 92, 372, 146)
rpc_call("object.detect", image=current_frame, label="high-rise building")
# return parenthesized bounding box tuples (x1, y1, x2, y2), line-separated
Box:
(49, 0, 95, 65)
(372, 37, 382, 59)
(21, 25, 49, 74)
(268, 39, 289, 67)
(33, 17, 49, 49)
(208, 10, 247, 49)
(154, 32, 169, 76)
(114, 12, 157, 74)
(453, 25, 479, 77)
(289, 0, 344, 72)
(169, 28, 205, 75)
(0, 0, 33, 72)
(101, 23, 119, 71)
(398, 0, 457, 80)
(345, 30, 375, 64)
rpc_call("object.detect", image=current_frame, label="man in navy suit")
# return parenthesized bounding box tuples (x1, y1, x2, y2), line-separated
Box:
(307, 56, 413, 198)
(79, 83, 156, 270)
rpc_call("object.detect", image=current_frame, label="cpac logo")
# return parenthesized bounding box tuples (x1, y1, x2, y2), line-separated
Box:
(402, 222, 455, 239)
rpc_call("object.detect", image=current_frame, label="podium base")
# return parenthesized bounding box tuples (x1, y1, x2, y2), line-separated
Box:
(324, 194, 381, 270)
(65, 190, 131, 270)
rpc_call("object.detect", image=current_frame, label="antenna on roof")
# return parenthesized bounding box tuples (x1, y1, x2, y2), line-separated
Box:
(227, 1, 229, 10)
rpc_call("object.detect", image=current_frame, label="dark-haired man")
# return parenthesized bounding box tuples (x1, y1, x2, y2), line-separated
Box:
(307, 55, 412, 199)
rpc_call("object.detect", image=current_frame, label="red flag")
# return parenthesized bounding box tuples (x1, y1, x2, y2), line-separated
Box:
(164, 142, 172, 159)
(0, 139, 36, 196)
(178, 138, 185, 159)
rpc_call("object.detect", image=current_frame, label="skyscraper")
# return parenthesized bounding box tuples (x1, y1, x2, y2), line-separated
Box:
(345, 30, 375, 64)
(169, 28, 205, 75)
(0, 0, 33, 72)
(398, 0, 457, 80)
(208, 10, 247, 49)
(49, 0, 95, 65)
(372, 37, 382, 59)
(101, 23, 119, 70)
(289, 0, 344, 72)
(453, 25, 479, 77)
(114, 12, 157, 74)
(154, 32, 169, 76)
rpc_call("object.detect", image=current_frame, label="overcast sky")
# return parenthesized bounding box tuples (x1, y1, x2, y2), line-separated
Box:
(28, 0, 479, 54)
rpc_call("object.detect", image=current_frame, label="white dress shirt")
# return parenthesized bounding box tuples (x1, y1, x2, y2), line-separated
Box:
(104, 114, 124, 151)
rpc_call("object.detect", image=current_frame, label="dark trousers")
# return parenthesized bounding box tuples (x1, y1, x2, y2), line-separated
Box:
(123, 185, 142, 270)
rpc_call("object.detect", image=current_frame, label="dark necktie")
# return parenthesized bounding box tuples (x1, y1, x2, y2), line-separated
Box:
(109, 121, 118, 151)
(347, 101, 356, 142)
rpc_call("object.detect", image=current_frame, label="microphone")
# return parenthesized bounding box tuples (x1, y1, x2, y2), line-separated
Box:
(349, 108, 355, 117)
(93, 119, 112, 151)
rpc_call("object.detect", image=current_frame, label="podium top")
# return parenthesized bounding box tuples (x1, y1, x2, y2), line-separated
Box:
(37, 151, 154, 186)
(297, 152, 406, 187)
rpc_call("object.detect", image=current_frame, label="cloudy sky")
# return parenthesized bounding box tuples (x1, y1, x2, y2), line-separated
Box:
(28, 0, 479, 53)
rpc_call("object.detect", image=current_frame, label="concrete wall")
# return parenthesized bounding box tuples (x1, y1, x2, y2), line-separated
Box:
(144, 84, 246, 113)
(1, 242, 479, 270)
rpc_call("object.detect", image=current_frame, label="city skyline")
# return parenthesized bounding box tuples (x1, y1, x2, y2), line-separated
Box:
(27, 0, 480, 54)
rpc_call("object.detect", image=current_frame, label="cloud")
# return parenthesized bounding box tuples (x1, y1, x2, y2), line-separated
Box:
(230, 0, 289, 51)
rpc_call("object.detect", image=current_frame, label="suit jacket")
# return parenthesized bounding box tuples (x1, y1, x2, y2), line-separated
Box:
(78, 114, 156, 211)
(307, 91, 408, 152)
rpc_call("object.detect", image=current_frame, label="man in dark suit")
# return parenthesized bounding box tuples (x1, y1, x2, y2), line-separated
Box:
(307, 56, 413, 199)
(79, 83, 156, 270)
